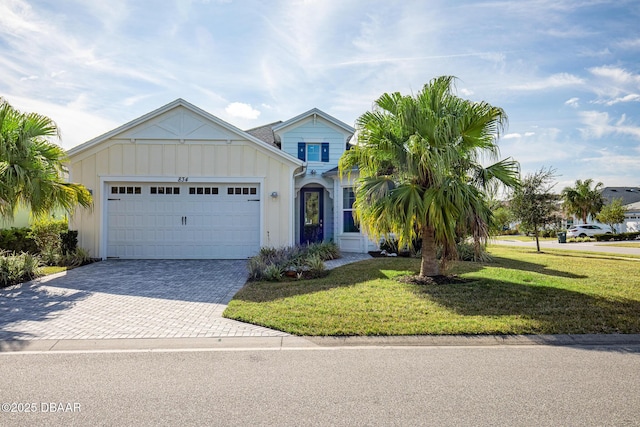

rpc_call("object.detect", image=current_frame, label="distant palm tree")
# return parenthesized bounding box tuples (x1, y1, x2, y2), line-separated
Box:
(0, 98, 92, 219)
(561, 179, 604, 224)
(339, 76, 519, 277)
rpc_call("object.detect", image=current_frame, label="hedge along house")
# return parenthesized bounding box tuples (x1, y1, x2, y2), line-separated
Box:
(67, 99, 377, 259)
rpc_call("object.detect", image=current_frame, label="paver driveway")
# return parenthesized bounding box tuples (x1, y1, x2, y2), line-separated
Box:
(0, 260, 288, 341)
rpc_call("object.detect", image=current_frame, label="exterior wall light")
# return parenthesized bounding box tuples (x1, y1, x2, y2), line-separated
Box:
(270, 192, 278, 198)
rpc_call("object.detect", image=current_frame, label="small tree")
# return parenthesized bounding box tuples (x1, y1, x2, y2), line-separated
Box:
(596, 198, 626, 233)
(0, 98, 92, 219)
(561, 179, 604, 224)
(510, 168, 558, 252)
(489, 204, 513, 235)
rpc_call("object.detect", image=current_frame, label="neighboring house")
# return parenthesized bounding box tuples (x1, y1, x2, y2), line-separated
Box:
(601, 187, 640, 232)
(67, 99, 377, 260)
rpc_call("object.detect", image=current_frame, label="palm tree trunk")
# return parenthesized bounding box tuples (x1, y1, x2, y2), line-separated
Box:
(420, 225, 439, 277)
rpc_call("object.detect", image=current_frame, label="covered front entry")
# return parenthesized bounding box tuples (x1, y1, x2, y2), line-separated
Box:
(300, 188, 324, 244)
(106, 182, 260, 259)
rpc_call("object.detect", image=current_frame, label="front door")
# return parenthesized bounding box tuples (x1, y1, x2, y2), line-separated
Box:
(300, 188, 324, 244)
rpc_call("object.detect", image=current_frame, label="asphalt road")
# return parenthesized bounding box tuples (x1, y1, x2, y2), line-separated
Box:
(2, 345, 640, 426)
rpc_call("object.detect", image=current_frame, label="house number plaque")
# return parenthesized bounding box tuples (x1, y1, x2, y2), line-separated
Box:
(177, 177, 189, 182)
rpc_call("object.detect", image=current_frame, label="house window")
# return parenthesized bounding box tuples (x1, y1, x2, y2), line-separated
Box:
(298, 142, 329, 162)
(307, 144, 320, 162)
(343, 187, 359, 232)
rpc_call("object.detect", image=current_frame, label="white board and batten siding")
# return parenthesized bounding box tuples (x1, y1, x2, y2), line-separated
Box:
(67, 101, 302, 260)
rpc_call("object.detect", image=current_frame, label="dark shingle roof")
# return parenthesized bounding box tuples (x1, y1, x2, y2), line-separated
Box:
(245, 121, 282, 148)
(601, 187, 640, 206)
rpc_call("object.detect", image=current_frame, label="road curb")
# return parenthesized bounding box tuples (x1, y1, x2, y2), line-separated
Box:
(2, 334, 640, 353)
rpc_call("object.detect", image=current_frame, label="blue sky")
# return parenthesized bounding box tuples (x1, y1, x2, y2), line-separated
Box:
(1, 0, 639, 188)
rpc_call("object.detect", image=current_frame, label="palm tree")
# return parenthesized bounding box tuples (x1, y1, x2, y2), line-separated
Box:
(561, 179, 604, 224)
(0, 98, 92, 219)
(339, 76, 519, 277)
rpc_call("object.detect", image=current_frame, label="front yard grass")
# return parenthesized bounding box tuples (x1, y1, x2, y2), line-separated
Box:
(223, 245, 640, 336)
(41, 266, 67, 276)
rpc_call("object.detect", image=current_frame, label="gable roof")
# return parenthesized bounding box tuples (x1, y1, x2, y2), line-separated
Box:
(601, 187, 640, 206)
(67, 99, 302, 166)
(272, 108, 355, 134)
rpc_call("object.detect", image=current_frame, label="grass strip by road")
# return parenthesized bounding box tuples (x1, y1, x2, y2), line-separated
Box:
(492, 235, 556, 242)
(224, 245, 640, 336)
(597, 242, 640, 249)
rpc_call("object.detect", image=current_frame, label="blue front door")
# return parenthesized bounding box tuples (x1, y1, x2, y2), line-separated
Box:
(300, 188, 324, 244)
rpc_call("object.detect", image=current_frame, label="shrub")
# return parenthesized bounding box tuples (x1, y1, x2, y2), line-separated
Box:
(59, 247, 91, 267)
(595, 231, 640, 242)
(379, 237, 421, 256)
(248, 242, 340, 281)
(306, 241, 340, 260)
(248, 258, 267, 281)
(60, 230, 78, 255)
(305, 255, 327, 279)
(29, 218, 67, 257)
(455, 241, 492, 263)
(262, 264, 284, 281)
(0, 251, 41, 288)
(0, 227, 38, 253)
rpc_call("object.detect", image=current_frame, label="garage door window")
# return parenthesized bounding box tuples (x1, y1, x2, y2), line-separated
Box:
(111, 186, 141, 194)
(150, 186, 180, 195)
(189, 187, 219, 195)
(227, 187, 257, 195)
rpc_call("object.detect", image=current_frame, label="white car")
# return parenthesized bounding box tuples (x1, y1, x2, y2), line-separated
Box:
(566, 224, 613, 238)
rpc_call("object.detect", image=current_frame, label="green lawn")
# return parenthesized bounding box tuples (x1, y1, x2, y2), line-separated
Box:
(41, 266, 67, 276)
(492, 235, 556, 242)
(598, 242, 640, 249)
(224, 245, 640, 336)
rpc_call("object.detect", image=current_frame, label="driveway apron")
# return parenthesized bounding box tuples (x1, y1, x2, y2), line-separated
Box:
(0, 260, 288, 341)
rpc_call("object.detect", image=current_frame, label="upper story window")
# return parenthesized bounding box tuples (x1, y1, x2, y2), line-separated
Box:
(298, 142, 329, 162)
(307, 144, 320, 161)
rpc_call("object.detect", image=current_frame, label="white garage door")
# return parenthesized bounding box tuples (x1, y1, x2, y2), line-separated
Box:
(106, 183, 260, 259)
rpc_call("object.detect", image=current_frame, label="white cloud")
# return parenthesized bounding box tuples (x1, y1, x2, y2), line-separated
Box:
(510, 73, 585, 91)
(617, 38, 640, 49)
(602, 94, 640, 106)
(225, 102, 261, 120)
(565, 97, 580, 108)
(579, 111, 640, 140)
(589, 66, 640, 86)
(503, 132, 535, 140)
(503, 133, 521, 139)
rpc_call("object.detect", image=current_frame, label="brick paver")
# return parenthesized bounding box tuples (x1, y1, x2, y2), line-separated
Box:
(0, 254, 372, 341)
(0, 260, 287, 340)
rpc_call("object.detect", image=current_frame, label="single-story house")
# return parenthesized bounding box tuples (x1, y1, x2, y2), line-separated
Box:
(67, 99, 378, 259)
(601, 187, 640, 232)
